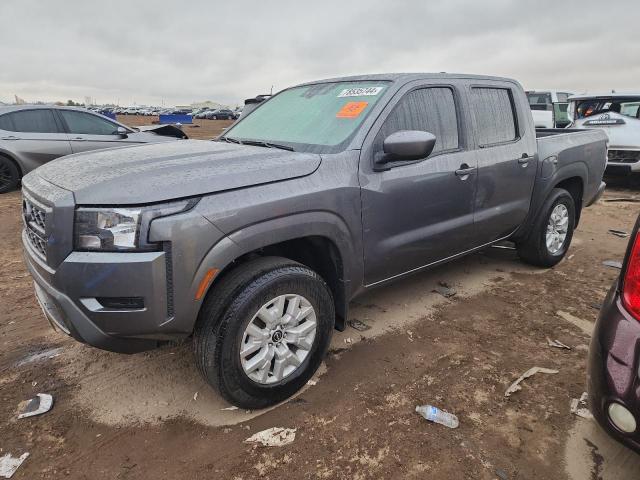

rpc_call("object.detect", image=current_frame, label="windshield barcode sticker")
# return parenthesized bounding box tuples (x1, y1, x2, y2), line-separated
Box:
(338, 87, 384, 97)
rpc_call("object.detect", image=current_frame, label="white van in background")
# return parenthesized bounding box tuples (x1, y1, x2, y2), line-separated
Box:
(526, 90, 573, 128)
(568, 93, 640, 174)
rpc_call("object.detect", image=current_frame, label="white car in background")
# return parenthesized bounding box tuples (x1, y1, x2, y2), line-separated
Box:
(526, 90, 574, 128)
(568, 93, 640, 174)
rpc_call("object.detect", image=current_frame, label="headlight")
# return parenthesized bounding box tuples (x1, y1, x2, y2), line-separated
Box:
(74, 199, 198, 252)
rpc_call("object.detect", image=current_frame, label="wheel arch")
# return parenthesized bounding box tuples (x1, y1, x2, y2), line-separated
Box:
(0, 149, 24, 178)
(191, 212, 362, 332)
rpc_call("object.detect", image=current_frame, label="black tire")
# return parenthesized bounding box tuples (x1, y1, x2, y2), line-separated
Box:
(516, 188, 576, 268)
(193, 256, 334, 409)
(0, 156, 20, 194)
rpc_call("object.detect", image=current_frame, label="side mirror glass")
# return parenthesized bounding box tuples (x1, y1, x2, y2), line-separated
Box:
(380, 130, 436, 164)
(116, 126, 128, 138)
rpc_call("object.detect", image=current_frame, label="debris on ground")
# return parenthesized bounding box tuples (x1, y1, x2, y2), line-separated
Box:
(0, 453, 29, 479)
(505, 367, 559, 398)
(589, 303, 603, 310)
(495, 468, 509, 480)
(608, 229, 630, 238)
(415, 405, 459, 428)
(605, 197, 640, 203)
(193, 392, 198, 401)
(15, 347, 63, 367)
(244, 427, 296, 447)
(17, 393, 53, 419)
(344, 337, 352, 344)
(434, 281, 457, 298)
(570, 392, 594, 420)
(220, 406, 238, 411)
(348, 319, 371, 332)
(546, 338, 571, 350)
(306, 379, 317, 386)
(602, 260, 623, 269)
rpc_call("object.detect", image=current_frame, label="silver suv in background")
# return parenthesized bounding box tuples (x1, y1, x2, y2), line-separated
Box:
(568, 93, 640, 174)
(0, 106, 186, 193)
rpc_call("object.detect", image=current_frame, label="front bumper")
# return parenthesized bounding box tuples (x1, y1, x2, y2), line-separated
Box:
(587, 282, 640, 453)
(23, 231, 172, 353)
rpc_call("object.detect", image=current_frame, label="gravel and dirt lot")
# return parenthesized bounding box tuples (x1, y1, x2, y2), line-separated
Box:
(117, 115, 234, 140)
(2, 164, 640, 479)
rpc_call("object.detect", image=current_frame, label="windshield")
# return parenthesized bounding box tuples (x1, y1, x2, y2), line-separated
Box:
(222, 81, 390, 153)
(573, 97, 640, 119)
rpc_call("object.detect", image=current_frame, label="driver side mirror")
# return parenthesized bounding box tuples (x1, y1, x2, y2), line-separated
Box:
(378, 130, 437, 166)
(116, 126, 128, 139)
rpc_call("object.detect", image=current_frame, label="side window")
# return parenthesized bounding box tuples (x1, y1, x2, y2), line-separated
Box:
(375, 87, 459, 155)
(1, 109, 59, 133)
(471, 87, 518, 147)
(59, 110, 119, 135)
(556, 93, 570, 103)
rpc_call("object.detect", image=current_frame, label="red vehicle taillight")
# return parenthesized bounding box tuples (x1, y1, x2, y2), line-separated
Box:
(622, 234, 640, 320)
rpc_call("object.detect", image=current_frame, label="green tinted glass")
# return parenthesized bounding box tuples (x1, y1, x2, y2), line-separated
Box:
(225, 82, 389, 152)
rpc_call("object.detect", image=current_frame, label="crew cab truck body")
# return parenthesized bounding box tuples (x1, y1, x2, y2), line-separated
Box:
(22, 73, 607, 408)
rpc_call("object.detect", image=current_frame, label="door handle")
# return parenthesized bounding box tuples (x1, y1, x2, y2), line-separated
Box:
(72, 137, 86, 141)
(455, 164, 476, 179)
(1, 135, 19, 140)
(517, 153, 530, 165)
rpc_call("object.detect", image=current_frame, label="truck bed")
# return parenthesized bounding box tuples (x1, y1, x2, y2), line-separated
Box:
(534, 127, 608, 207)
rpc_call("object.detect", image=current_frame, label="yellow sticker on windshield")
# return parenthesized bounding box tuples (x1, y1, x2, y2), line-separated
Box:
(336, 101, 368, 119)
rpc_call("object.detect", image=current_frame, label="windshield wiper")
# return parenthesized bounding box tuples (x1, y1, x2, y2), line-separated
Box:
(219, 136, 242, 144)
(239, 139, 295, 152)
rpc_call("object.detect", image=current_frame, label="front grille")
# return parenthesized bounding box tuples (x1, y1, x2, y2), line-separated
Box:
(608, 150, 640, 164)
(22, 196, 48, 259)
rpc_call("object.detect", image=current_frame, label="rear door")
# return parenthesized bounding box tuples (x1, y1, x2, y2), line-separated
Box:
(0, 109, 72, 171)
(469, 83, 537, 243)
(359, 82, 479, 285)
(56, 110, 143, 153)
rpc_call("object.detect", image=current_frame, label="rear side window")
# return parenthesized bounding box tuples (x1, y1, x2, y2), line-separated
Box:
(0, 109, 59, 133)
(59, 110, 119, 135)
(376, 87, 459, 155)
(471, 88, 518, 146)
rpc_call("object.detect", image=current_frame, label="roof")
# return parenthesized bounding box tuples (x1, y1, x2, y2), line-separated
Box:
(296, 72, 517, 87)
(0, 105, 94, 114)
(568, 92, 640, 101)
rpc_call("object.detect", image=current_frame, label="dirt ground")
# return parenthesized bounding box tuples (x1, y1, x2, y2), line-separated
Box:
(117, 114, 234, 140)
(2, 173, 640, 479)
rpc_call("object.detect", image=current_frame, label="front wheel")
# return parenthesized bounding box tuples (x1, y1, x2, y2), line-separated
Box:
(193, 257, 334, 409)
(0, 156, 20, 194)
(516, 188, 576, 267)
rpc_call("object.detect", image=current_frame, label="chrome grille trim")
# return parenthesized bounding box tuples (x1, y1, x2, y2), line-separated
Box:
(608, 150, 640, 164)
(22, 194, 50, 260)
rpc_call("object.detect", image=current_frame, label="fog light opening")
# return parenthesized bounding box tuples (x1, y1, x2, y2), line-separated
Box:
(608, 402, 637, 433)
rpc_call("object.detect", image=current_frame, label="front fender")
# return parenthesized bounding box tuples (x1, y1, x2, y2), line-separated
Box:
(189, 211, 362, 328)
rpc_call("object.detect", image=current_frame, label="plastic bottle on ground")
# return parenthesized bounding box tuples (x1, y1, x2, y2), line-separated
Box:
(415, 405, 459, 428)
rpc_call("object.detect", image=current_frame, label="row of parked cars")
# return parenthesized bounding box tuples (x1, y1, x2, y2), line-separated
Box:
(87, 105, 242, 119)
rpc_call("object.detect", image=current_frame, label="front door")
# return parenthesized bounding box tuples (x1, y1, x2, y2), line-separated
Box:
(57, 110, 142, 154)
(359, 85, 478, 286)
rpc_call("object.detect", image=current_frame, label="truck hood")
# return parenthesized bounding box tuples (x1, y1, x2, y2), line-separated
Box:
(31, 140, 321, 205)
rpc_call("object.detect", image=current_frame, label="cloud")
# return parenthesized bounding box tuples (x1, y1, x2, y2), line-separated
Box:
(0, 0, 638, 106)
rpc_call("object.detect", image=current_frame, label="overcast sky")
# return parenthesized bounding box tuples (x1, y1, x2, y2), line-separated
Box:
(1, 0, 638, 107)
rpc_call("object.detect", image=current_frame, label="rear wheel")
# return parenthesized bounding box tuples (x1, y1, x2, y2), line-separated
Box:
(0, 156, 20, 194)
(193, 257, 334, 409)
(516, 188, 576, 267)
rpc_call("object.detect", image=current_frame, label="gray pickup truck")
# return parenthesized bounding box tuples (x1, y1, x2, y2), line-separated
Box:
(22, 73, 607, 408)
